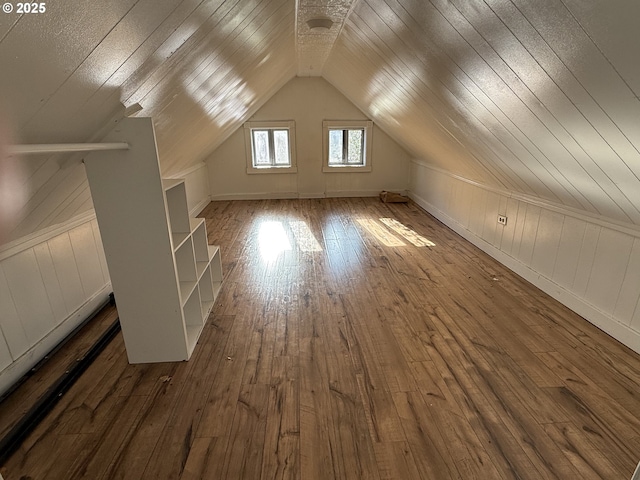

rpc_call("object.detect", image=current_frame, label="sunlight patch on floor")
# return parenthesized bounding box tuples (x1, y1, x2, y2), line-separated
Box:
(258, 221, 291, 262)
(289, 220, 323, 252)
(379, 218, 435, 247)
(356, 218, 406, 247)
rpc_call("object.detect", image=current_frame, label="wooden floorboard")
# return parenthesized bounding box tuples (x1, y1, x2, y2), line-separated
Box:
(0, 304, 119, 440)
(2, 197, 640, 479)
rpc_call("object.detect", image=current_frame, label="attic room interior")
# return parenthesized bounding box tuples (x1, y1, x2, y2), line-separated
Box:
(1, 0, 640, 478)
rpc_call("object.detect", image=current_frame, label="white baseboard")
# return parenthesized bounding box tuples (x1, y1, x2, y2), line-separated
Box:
(299, 193, 326, 199)
(325, 190, 381, 198)
(0, 283, 112, 397)
(410, 191, 640, 354)
(210, 190, 387, 201)
(210, 191, 300, 201)
(191, 196, 212, 217)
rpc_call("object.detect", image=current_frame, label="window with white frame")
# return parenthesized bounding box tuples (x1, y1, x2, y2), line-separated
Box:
(244, 121, 297, 174)
(323, 120, 373, 172)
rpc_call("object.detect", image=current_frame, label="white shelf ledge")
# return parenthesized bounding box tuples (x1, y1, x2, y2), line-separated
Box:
(8, 142, 129, 156)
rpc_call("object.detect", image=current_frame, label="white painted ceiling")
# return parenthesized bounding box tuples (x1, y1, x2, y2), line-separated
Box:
(326, 0, 640, 226)
(1, 0, 639, 241)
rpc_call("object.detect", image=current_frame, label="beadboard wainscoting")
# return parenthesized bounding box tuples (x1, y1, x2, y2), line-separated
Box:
(0, 213, 112, 396)
(410, 160, 640, 355)
(0, 162, 211, 395)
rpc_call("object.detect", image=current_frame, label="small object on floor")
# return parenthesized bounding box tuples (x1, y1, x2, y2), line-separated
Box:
(379, 191, 409, 203)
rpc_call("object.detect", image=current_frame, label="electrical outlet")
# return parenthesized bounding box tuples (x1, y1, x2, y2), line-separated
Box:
(497, 215, 507, 226)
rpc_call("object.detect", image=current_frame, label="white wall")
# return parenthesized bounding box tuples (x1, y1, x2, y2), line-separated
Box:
(206, 77, 410, 199)
(0, 161, 211, 396)
(410, 160, 640, 354)
(163, 162, 211, 217)
(0, 213, 112, 396)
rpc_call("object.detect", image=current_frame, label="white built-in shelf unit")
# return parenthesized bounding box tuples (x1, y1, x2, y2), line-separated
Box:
(163, 178, 222, 356)
(80, 117, 222, 363)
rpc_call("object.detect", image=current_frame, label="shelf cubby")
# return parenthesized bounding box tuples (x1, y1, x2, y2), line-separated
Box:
(210, 246, 223, 299)
(192, 218, 210, 278)
(175, 237, 197, 305)
(199, 265, 215, 320)
(184, 287, 203, 327)
(164, 179, 190, 241)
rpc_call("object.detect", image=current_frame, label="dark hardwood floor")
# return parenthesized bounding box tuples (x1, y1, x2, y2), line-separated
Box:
(2, 197, 640, 479)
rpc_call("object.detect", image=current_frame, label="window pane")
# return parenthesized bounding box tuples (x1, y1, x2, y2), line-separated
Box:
(328, 129, 344, 164)
(347, 129, 364, 164)
(252, 130, 270, 165)
(273, 130, 290, 165)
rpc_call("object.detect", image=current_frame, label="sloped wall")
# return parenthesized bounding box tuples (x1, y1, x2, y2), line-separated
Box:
(1, 0, 297, 243)
(206, 77, 410, 199)
(411, 161, 640, 354)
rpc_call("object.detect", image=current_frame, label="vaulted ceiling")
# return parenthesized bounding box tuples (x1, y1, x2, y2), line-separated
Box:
(327, 0, 640, 225)
(1, 0, 639, 241)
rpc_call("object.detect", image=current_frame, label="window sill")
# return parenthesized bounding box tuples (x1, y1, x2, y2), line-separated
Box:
(322, 165, 371, 173)
(246, 166, 298, 175)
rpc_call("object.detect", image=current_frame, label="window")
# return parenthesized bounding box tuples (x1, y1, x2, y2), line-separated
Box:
(323, 120, 372, 172)
(244, 121, 297, 174)
(329, 129, 364, 165)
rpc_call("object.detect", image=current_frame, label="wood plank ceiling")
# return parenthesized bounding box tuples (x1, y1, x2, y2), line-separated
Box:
(1, 0, 639, 241)
(0, 0, 297, 240)
(324, 0, 640, 225)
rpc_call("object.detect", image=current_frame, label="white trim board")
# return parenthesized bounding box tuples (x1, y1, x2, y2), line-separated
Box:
(325, 190, 381, 198)
(210, 191, 300, 201)
(210, 190, 383, 201)
(411, 160, 640, 239)
(409, 190, 640, 355)
(163, 162, 208, 179)
(0, 210, 97, 261)
(191, 196, 212, 217)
